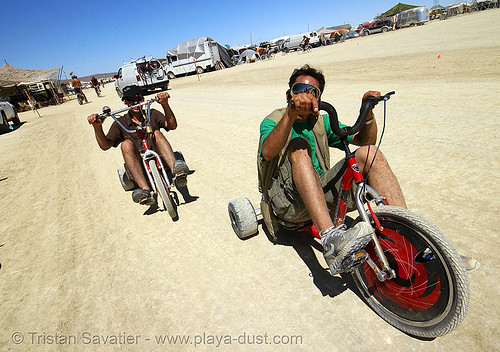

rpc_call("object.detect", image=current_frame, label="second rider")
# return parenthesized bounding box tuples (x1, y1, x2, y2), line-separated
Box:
(87, 85, 189, 206)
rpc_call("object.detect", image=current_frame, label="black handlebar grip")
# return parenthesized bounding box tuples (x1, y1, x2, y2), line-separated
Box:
(95, 106, 111, 121)
(320, 99, 376, 138)
(319, 101, 357, 138)
(319, 92, 394, 138)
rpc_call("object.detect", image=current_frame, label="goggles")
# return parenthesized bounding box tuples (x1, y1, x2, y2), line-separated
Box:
(125, 95, 143, 104)
(290, 82, 321, 99)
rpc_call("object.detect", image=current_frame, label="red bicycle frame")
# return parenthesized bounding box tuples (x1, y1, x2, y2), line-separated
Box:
(302, 154, 368, 239)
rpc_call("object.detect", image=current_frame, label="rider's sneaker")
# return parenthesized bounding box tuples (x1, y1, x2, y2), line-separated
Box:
(132, 189, 155, 206)
(173, 160, 189, 188)
(321, 222, 373, 275)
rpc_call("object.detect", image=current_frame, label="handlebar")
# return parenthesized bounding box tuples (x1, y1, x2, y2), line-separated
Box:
(319, 91, 394, 138)
(98, 97, 158, 120)
(95, 97, 158, 134)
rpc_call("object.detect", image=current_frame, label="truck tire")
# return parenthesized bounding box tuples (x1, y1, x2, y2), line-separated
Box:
(167, 72, 175, 79)
(196, 66, 204, 74)
(116, 88, 123, 98)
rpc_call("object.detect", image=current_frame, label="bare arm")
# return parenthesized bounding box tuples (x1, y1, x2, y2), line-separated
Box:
(157, 92, 177, 130)
(87, 114, 113, 150)
(261, 93, 319, 161)
(261, 107, 296, 161)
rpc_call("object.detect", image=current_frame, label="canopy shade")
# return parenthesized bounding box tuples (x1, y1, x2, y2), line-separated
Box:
(382, 3, 419, 17)
(0, 63, 61, 86)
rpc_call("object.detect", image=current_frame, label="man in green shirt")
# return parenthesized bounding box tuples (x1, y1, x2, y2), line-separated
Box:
(258, 65, 406, 275)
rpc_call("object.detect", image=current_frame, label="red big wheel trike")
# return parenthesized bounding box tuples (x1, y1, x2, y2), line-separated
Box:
(98, 98, 178, 219)
(228, 92, 470, 338)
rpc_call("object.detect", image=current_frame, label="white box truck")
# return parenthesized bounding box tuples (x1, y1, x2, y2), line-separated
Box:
(165, 37, 234, 79)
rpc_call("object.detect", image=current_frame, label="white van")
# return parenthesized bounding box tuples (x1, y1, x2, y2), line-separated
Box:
(114, 57, 169, 98)
(280, 31, 319, 53)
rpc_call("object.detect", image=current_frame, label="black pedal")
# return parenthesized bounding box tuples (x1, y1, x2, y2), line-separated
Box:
(342, 250, 368, 272)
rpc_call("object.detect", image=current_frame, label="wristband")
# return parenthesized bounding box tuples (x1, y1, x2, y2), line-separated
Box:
(365, 117, 375, 125)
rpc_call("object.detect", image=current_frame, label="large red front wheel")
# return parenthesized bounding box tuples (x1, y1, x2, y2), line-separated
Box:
(351, 206, 470, 338)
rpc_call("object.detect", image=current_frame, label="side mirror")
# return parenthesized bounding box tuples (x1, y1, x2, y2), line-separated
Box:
(113, 74, 119, 79)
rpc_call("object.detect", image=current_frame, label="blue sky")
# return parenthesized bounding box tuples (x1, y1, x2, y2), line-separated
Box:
(2, 0, 449, 77)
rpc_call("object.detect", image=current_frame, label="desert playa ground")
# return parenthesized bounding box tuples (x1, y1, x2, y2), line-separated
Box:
(1, 9, 499, 351)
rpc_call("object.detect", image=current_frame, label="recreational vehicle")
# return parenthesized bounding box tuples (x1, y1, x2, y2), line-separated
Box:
(165, 37, 233, 78)
(397, 7, 430, 28)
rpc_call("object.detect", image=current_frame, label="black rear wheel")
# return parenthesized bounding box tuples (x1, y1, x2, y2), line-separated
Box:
(351, 206, 470, 337)
(149, 159, 177, 219)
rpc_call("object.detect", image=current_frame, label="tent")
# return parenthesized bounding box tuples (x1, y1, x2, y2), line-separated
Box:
(0, 63, 61, 86)
(381, 3, 419, 17)
(237, 49, 258, 65)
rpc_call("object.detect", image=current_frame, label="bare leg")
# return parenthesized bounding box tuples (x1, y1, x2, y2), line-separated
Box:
(154, 130, 176, 171)
(287, 138, 333, 232)
(121, 140, 149, 190)
(356, 145, 407, 208)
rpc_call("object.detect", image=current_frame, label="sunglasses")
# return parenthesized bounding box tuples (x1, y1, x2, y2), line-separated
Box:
(290, 82, 321, 99)
(125, 95, 143, 103)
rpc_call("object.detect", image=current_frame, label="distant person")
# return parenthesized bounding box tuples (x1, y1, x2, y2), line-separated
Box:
(333, 31, 342, 43)
(256, 46, 263, 58)
(71, 75, 88, 104)
(100, 78, 105, 87)
(86, 86, 189, 206)
(264, 42, 271, 55)
(90, 76, 101, 96)
(299, 35, 310, 50)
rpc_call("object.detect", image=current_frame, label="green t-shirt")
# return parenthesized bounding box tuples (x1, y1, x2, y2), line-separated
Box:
(259, 113, 353, 175)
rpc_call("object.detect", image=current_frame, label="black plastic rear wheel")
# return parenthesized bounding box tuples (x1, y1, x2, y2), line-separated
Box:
(149, 159, 177, 219)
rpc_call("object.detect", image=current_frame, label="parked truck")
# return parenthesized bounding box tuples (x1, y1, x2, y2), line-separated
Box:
(165, 37, 234, 79)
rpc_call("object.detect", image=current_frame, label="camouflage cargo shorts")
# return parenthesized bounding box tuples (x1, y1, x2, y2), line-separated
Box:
(267, 156, 350, 229)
